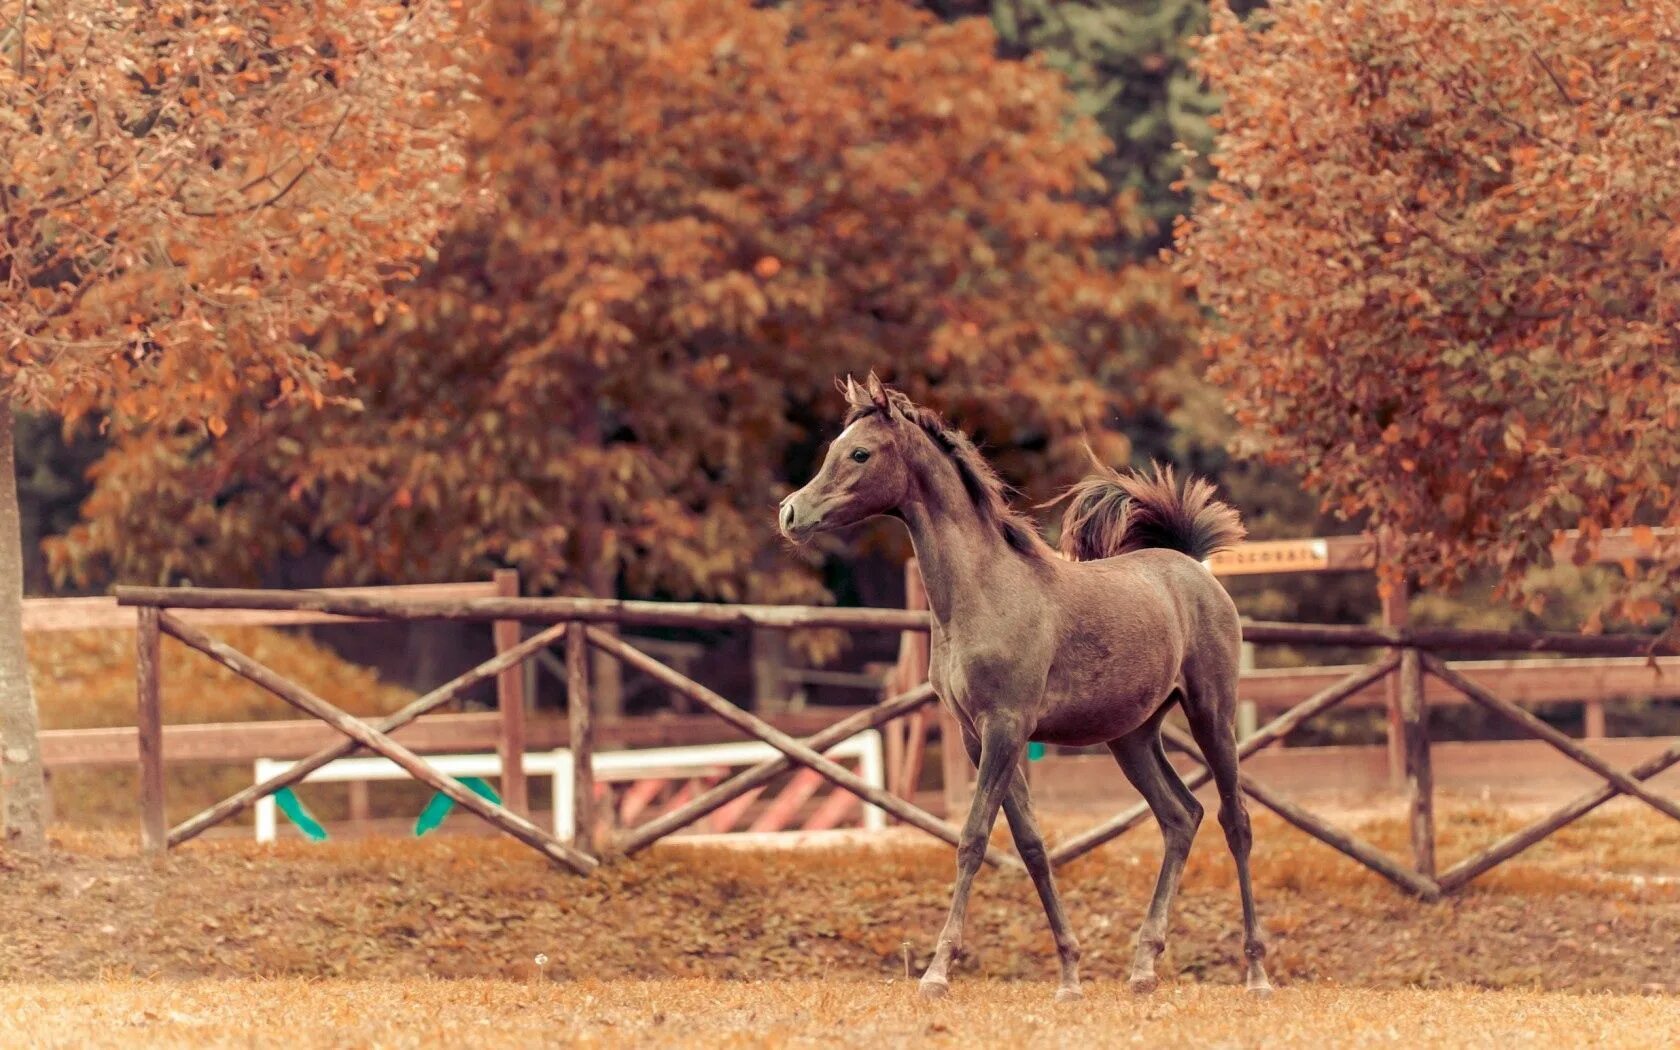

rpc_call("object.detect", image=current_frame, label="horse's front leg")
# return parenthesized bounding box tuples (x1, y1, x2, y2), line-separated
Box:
(920, 717, 1027, 999)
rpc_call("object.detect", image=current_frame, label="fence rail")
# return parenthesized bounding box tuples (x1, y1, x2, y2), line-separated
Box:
(113, 585, 1680, 658)
(108, 581, 1680, 895)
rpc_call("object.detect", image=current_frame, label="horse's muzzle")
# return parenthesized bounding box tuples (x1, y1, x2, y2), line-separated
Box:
(778, 495, 817, 542)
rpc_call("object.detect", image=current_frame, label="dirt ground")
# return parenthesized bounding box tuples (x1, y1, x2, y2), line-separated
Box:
(1, 800, 1676, 996)
(4, 979, 1676, 1049)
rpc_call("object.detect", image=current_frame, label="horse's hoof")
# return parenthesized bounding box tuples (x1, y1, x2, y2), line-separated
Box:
(1246, 980, 1275, 999)
(919, 978, 950, 1001)
(1054, 984, 1084, 1003)
(1127, 974, 1159, 995)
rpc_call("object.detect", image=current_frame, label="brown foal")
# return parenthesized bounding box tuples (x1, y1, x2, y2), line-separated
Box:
(780, 374, 1270, 1002)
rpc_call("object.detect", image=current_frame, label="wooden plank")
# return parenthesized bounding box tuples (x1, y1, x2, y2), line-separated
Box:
(708, 785, 766, 833)
(750, 768, 825, 833)
(166, 621, 570, 847)
(157, 612, 596, 874)
(26, 583, 498, 632)
(492, 570, 528, 817)
(1204, 528, 1673, 577)
(1237, 620, 1680, 658)
(618, 778, 666, 827)
(1208, 537, 1333, 576)
(135, 607, 166, 853)
(1424, 655, 1680, 822)
(116, 586, 935, 632)
(804, 784, 861, 830)
(113, 586, 1680, 656)
(1031, 736, 1680, 810)
(1239, 656, 1680, 710)
(1552, 526, 1680, 565)
(40, 706, 871, 769)
(566, 622, 594, 850)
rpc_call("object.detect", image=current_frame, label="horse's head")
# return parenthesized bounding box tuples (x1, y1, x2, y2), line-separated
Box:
(779, 373, 913, 542)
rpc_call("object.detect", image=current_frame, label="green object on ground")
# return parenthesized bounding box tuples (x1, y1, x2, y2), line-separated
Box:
(274, 787, 328, 841)
(1027, 742, 1046, 762)
(413, 777, 502, 837)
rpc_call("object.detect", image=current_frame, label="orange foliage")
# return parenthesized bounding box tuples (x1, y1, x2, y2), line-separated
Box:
(52, 0, 1192, 606)
(1177, 1, 1680, 624)
(0, 0, 470, 425)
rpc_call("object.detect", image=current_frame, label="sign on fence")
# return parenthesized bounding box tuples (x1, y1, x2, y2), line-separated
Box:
(1206, 538, 1330, 576)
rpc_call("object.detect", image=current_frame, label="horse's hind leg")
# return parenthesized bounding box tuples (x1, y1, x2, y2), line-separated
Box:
(1002, 769, 1083, 1002)
(1181, 679, 1273, 996)
(1107, 710, 1202, 994)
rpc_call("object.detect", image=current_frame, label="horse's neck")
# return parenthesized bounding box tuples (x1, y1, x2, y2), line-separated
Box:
(900, 454, 1024, 628)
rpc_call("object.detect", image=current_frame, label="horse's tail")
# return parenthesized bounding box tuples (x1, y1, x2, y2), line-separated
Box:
(1056, 460, 1245, 563)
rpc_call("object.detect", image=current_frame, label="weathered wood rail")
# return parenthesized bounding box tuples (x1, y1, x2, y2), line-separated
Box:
(109, 580, 1680, 897)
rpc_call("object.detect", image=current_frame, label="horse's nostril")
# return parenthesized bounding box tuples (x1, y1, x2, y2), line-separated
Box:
(780, 502, 796, 530)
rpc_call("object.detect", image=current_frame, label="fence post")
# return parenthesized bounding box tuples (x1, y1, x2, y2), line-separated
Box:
(566, 622, 595, 852)
(493, 569, 529, 816)
(893, 559, 932, 803)
(135, 606, 166, 852)
(918, 562, 968, 817)
(751, 626, 788, 713)
(1583, 699, 1606, 740)
(1399, 649, 1435, 877)
(1380, 548, 1410, 788)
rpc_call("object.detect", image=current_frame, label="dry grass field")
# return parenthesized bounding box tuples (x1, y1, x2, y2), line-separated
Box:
(3, 979, 1676, 1049)
(1, 800, 1675, 1046)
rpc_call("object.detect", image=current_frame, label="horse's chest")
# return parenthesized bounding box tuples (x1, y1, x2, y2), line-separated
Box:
(928, 634, 1037, 718)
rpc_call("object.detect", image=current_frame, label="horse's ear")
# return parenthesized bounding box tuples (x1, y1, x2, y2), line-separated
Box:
(865, 371, 890, 410)
(840, 374, 866, 409)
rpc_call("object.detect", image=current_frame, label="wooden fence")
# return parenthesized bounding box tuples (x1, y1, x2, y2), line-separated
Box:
(111, 581, 1680, 898)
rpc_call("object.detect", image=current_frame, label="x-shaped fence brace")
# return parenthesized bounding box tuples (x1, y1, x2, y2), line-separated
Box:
(1421, 654, 1680, 892)
(1047, 650, 1680, 900)
(152, 611, 598, 875)
(583, 627, 1024, 870)
(149, 609, 1020, 874)
(1041, 656, 1442, 898)
(142, 596, 1679, 896)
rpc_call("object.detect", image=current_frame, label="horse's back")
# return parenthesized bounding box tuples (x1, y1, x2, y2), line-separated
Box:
(1069, 547, 1237, 629)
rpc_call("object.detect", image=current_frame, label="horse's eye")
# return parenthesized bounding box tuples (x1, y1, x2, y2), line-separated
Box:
(850, 447, 871, 464)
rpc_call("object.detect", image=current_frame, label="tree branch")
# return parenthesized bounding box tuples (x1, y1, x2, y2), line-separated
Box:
(180, 105, 354, 218)
(11, 0, 27, 76)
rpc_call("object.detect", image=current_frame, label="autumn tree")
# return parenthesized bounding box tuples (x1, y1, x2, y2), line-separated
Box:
(1, 1, 468, 848)
(52, 2, 1193, 634)
(1177, 0, 1680, 627)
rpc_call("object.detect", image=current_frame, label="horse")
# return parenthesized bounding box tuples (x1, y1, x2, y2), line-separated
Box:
(778, 373, 1270, 1003)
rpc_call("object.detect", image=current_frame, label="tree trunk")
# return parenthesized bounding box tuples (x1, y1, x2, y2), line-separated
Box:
(0, 399, 47, 852)
(586, 533, 624, 719)
(573, 371, 622, 718)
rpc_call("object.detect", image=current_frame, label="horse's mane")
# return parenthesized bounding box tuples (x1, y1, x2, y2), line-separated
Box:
(844, 384, 1048, 559)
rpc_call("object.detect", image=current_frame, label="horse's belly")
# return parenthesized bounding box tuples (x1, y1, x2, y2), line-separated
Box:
(1031, 682, 1171, 747)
